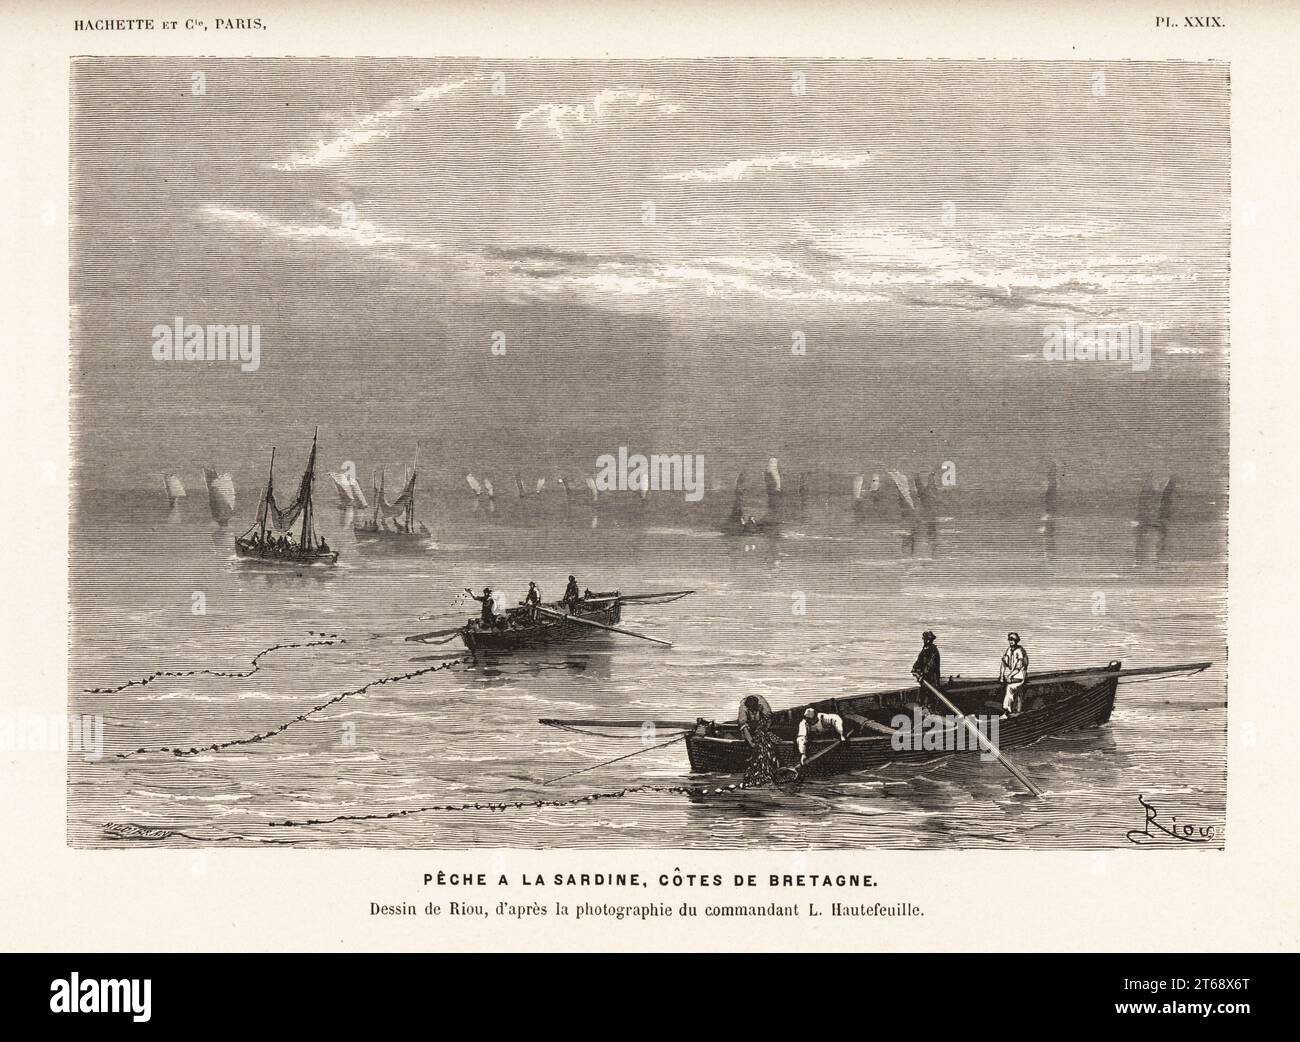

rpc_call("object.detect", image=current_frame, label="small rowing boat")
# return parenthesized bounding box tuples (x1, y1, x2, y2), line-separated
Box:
(541, 660, 1212, 779)
(407, 589, 694, 654)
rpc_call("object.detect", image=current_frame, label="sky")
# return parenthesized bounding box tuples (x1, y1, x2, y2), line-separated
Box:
(70, 59, 1229, 496)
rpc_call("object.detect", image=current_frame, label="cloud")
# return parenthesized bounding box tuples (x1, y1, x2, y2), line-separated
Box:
(515, 89, 678, 139)
(199, 204, 439, 253)
(661, 149, 871, 183)
(269, 77, 473, 172)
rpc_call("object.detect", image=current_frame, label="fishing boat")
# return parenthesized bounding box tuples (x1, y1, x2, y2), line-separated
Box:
(354, 460, 430, 548)
(407, 589, 694, 654)
(721, 459, 784, 536)
(542, 660, 1212, 780)
(329, 470, 368, 510)
(203, 468, 237, 525)
(234, 429, 339, 566)
(462, 594, 624, 653)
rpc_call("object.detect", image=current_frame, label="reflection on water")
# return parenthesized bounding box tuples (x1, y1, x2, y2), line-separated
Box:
(68, 495, 1226, 849)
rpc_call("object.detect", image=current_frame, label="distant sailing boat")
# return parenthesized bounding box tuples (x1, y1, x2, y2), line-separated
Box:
(355, 454, 430, 547)
(721, 459, 784, 535)
(329, 470, 369, 510)
(164, 473, 186, 510)
(203, 468, 237, 525)
(235, 429, 338, 565)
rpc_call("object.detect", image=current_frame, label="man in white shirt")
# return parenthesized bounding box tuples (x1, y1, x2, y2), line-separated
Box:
(999, 632, 1029, 716)
(796, 707, 845, 765)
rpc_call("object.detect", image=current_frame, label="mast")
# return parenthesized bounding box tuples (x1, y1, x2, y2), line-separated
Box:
(409, 444, 418, 531)
(299, 427, 318, 548)
(259, 447, 276, 539)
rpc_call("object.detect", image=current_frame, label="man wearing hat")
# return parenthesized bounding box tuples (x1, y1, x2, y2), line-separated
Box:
(999, 632, 1029, 715)
(911, 630, 942, 704)
(522, 581, 542, 621)
(465, 586, 498, 627)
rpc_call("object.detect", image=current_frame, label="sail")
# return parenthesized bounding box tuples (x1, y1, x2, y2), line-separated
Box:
(887, 470, 915, 513)
(203, 469, 236, 523)
(375, 470, 417, 519)
(515, 475, 526, 498)
(1136, 476, 1158, 525)
(264, 438, 316, 532)
(164, 473, 186, 502)
(584, 476, 598, 502)
(730, 473, 746, 521)
(1043, 463, 1059, 519)
(329, 471, 355, 506)
(466, 473, 483, 496)
(535, 477, 546, 495)
(763, 458, 784, 519)
(852, 474, 864, 500)
(482, 478, 495, 499)
(1157, 476, 1177, 525)
(346, 475, 368, 509)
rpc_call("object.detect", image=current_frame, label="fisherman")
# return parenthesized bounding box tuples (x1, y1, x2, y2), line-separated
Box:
(796, 706, 846, 766)
(911, 630, 941, 704)
(561, 575, 581, 611)
(738, 694, 781, 786)
(523, 581, 542, 621)
(465, 586, 497, 627)
(999, 632, 1029, 716)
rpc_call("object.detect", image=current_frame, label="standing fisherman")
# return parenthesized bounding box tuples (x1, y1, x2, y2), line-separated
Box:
(465, 587, 497, 627)
(911, 630, 941, 704)
(522, 581, 542, 622)
(561, 575, 582, 611)
(999, 632, 1029, 716)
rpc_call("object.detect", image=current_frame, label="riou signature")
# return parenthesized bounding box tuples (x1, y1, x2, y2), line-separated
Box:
(1126, 794, 1218, 845)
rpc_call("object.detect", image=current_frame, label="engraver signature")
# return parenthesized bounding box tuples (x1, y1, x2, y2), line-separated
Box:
(1125, 794, 1217, 845)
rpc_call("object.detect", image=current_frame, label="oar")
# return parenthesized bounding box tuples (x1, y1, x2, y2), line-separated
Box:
(917, 677, 1042, 797)
(405, 624, 465, 643)
(774, 737, 845, 784)
(540, 718, 700, 730)
(535, 606, 672, 646)
(619, 590, 695, 602)
(579, 590, 695, 605)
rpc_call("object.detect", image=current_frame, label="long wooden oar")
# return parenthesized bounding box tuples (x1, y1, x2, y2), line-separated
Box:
(540, 717, 700, 730)
(774, 737, 846, 784)
(405, 624, 464, 643)
(918, 677, 1042, 797)
(535, 606, 672, 646)
(580, 590, 695, 605)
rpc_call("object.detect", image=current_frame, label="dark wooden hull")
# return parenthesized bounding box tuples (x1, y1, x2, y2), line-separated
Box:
(234, 537, 338, 566)
(685, 664, 1122, 776)
(720, 518, 782, 536)
(352, 524, 432, 552)
(461, 598, 621, 653)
